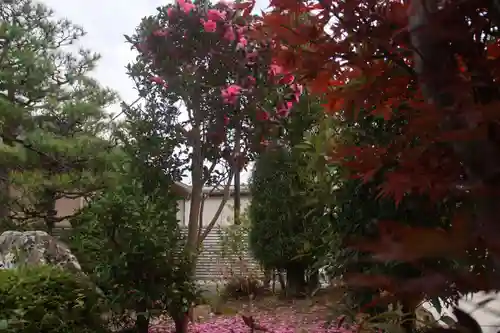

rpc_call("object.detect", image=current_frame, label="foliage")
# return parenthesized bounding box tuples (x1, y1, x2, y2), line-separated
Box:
(242, 0, 500, 321)
(0, 265, 107, 333)
(217, 209, 251, 260)
(126, 0, 301, 158)
(304, 111, 462, 317)
(222, 275, 264, 299)
(249, 147, 305, 269)
(248, 95, 330, 297)
(215, 210, 265, 299)
(124, 0, 303, 254)
(0, 0, 122, 233)
(69, 176, 196, 333)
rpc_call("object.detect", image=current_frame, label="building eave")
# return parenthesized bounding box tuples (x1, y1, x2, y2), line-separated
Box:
(172, 181, 191, 198)
(172, 182, 250, 199)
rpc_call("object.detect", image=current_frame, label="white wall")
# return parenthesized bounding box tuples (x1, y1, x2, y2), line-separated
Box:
(178, 195, 250, 226)
(176, 200, 185, 225)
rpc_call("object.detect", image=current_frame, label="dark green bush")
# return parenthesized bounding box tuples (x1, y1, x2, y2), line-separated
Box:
(222, 275, 264, 299)
(0, 265, 108, 333)
(69, 179, 196, 333)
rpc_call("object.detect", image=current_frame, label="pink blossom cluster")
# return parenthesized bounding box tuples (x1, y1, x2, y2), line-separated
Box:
(220, 63, 303, 121)
(149, 315, 358, 333)
(143, 0, 305, 147)
(221, 84, 242, 105)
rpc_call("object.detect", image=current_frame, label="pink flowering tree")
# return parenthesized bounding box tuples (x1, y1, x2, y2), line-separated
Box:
(124, 0, 302, 258)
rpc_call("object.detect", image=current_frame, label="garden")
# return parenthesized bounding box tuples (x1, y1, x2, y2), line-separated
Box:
(1, 0, 500, 332)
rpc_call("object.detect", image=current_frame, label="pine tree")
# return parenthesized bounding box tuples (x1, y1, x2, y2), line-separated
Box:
(0, 0, 122, 233)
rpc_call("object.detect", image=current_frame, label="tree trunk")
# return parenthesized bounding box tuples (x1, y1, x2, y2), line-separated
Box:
(39, 189, 57, 235)
(0, 166, 9, 223)
(197, 171, 234, 247)
(134, 301, 150, 333)
(285, 263, 307, 297)
(306, 269, 320, 293)
(263, 268, 272, 289)
(233, 119, 241, 224)
(173, 313, 189, 333)
(186, 127, 204, 264)
(277, 269, 286, 291)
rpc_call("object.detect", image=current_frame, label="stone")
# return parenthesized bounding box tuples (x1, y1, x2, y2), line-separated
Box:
(0, 230, 81, 271)
(189, 304, 212, 323)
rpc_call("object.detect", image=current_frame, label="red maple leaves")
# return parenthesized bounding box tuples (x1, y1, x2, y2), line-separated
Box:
(255, 0, 500, 305)
(349, 215, 471, 263)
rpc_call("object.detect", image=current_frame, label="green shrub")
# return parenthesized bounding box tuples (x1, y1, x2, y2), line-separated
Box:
(222, 275, 264, 299)
(0, 265, 107, 333)
(69, 179, 196, 333)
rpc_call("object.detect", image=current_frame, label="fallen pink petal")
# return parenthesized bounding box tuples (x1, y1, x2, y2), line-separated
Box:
(148, 307, 357, 333)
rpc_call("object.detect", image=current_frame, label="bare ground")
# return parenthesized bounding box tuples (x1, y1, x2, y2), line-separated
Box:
(150, 287, 349, 332)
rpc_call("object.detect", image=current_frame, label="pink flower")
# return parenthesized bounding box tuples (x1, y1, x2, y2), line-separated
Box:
(276, 101, 293, 117)
(221, 84, 242, 104)
(149, 76, 164, 84)
(236, 36, 247, 50)
(167, 7, 174, 16)
(152, 29, 169, 37)
(201, 19, 217, 32)
(223, 26, 236, 41)
(269, 64, 284, 76)
(182, 2, 195, 13)
(279, 73, 295, 85)
(207, 9, 226, 21)
(177, 0, 195, 13)
(149, 76, 168, 88)
(224, 115, 230, 125)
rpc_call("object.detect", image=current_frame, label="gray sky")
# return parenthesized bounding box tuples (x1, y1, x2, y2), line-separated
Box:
(40, 0, 267, 184)
(40, 0, 269, 115)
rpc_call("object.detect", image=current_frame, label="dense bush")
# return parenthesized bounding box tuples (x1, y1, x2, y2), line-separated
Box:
(248, 96, 330, 297)
(69, 178, 196, 333)
(0, 265, 107, 333)
(249, 146, 330, 297)
(222, 275, 264, 299)
(216, 211, 266, 299)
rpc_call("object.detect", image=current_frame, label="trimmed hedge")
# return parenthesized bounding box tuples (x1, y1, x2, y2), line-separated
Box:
(0, 265, 108, 333)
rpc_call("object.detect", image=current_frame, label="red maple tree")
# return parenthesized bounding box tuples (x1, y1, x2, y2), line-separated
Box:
(247, 0, 500, 308)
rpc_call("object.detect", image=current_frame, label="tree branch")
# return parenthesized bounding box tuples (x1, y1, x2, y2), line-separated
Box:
(197, 169, 235, 246)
